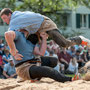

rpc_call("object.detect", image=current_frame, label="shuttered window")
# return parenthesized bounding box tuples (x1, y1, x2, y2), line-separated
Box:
(76, 14, 80, 28)
(89, 14, 90, 28)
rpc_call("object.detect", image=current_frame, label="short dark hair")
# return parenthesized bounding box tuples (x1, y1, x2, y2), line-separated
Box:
(76, 50, 81, 53)
(0, 8, 13, 17)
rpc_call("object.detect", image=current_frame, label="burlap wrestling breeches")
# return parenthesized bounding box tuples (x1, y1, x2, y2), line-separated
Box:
(16, 62, 40, 80)
(38, 15, 58, 33)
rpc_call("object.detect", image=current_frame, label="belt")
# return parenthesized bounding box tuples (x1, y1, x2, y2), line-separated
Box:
(15, 58, 41, 67)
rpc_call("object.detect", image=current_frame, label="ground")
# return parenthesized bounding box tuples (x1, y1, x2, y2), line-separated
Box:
(0, 78, 90, 90)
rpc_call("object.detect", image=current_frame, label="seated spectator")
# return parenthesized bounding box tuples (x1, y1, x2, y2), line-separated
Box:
(86, 48, 90, 61)
(58, 48, 72, 70)
(75, 50, 85, 68)
(78, 45, 84, 55)
(0, 39, 5, 55)
(3, 58, 17, 79)
(81, 50, 88, 62)
(48, 40, 59, 52)
(49, 50, 58, 58)
(47, 40, 54, 51)
(44, 50, 49, 56)
(0, 45, 3, 55)
(49, 50, 60, 72)
(2, 50, 11, 64)
(74, 45, 80, 50)
(59, 63, 65, 74)
(65, 57, 78, 74)
(3, 43, 10, 51)
(0, 39, 4, 48)
(67, 46, 76, 57)
(0, 54, 4, 78)
(54, 62, 60, 72)
(52, 41, 59, 49)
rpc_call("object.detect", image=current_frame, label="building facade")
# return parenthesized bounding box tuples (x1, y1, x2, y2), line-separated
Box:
(64, 6, 90, 39)
(0, 5, 90, 39)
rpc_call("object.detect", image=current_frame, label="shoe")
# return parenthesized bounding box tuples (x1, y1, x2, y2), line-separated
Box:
(30, 80, 38, 83)
(69, 36, 82, 45)
(72, 74, 80, 81)
(79, 36, 90, 46)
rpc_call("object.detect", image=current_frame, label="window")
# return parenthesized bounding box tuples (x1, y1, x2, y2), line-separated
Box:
(76, 14, 88, 29)
(89, 14, 90, 28)
(80, 14, 87, 28)
(18, 0, 23, 1)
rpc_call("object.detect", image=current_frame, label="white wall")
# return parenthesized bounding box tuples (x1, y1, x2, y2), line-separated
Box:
(66, 6, 90, 39)
(76, 6, 90, 14)
(0, 26, 8, 36)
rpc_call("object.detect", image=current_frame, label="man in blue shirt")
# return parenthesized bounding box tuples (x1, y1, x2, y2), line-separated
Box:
(3, 58, 17, 79)
(1, 8, 90, 48)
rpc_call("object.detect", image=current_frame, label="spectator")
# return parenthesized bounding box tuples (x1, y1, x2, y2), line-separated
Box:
(58, 48, 72, 70)
(78, 45, 84, 55)
(75, 50, 85, 68)
(47, 40, 54, 51)
(3, 58, 17, 79)
(65, 57, 78, 74)
(67, 46, 76, 57)
(0, 39, 4, 47)
(86, 48, 90, 61)
(3, 44, 10, 51)
(49, 50, 60, 72)
(81, 50, 88, 62)
(2, 50, 11, 64)
(0, 54, 3, 78)
(49, 50, 58, 58)
(0, 45, 3, 55)
(44, 50, 49, 56)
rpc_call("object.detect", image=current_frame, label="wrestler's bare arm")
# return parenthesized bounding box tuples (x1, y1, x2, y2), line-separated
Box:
(5, 31, 17, 55)
(5, 31, 23, 60)
(33, 32, 48, 56)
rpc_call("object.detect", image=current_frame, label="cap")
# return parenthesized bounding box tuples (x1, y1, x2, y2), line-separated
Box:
(9, 57, 13, 61)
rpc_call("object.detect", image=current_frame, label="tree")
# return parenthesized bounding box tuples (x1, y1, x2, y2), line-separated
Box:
(0, 0, 90, 37)
(0, 0, 16, 11)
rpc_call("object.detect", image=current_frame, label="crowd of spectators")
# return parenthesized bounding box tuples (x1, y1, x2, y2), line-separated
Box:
(0, 38, 17, 79)
(46, 40, 90, 74)
(0, 38, 90, 79)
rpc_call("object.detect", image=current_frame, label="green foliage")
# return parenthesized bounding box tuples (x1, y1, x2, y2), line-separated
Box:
(0, 0, 16, 10)
(0, 0, 90, 37)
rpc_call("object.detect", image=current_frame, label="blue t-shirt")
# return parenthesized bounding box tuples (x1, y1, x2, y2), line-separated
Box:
(4, 63, 16, 76)
(2, 54, 11, 64)
(13, 31, 35, 65)
(9, 11, 44, 34)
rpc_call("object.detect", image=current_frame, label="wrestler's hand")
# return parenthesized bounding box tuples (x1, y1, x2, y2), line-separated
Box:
(14, 53, 23, 60)
(10, 49, 18, 56)
(40, 32, 48, 40)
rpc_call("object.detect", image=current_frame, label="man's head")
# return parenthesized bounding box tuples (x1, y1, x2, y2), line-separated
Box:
(70, 46, 75, 52)
(9, 58, 14, 66)
(76, 50, 81, 56)
(0, 8, 13, 24)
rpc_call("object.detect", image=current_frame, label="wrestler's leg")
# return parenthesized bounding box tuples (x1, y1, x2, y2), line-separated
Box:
(40, 56, 58, 68)
(29, 65, 72, 82)
(47, 29, 82, 47)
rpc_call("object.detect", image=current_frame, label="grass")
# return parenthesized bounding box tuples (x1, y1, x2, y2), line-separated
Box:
(66, 74, 85, 78)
